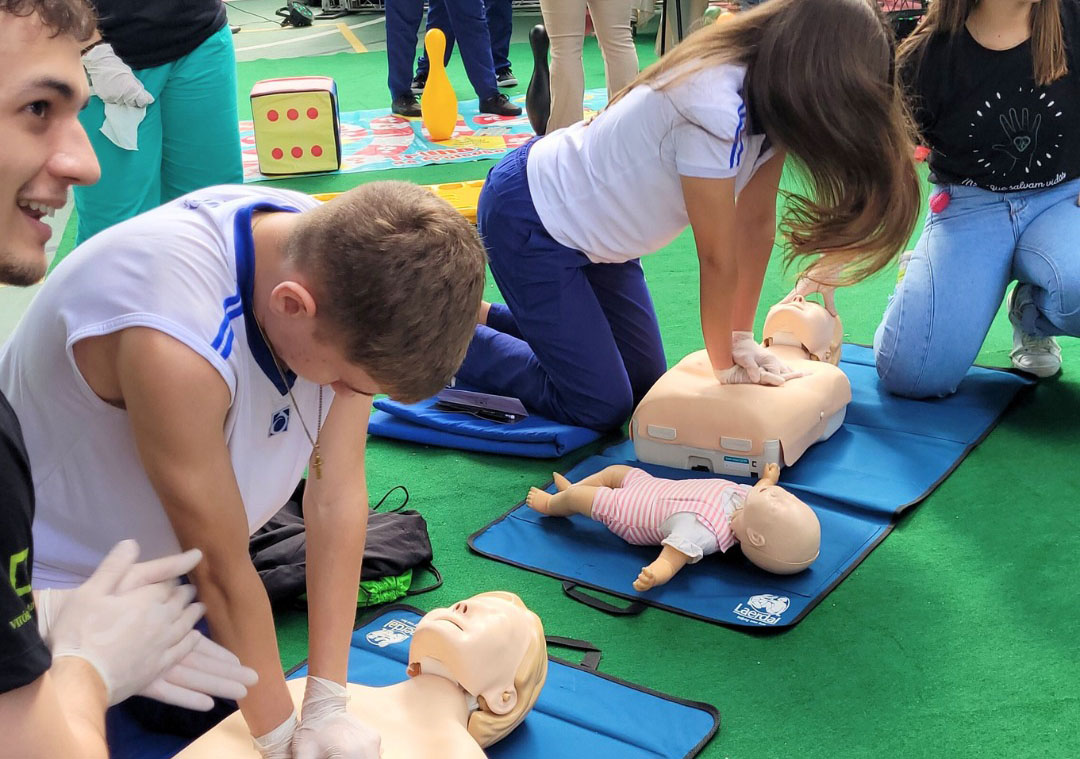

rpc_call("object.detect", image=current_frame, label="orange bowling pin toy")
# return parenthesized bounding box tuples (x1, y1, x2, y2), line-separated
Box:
(421, 29, 457, 141)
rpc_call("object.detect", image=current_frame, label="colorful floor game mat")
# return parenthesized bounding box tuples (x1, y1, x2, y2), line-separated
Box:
(241, 90, 608, 180)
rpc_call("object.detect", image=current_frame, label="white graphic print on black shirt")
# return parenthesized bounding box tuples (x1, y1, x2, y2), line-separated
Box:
(903, 0, 1080, 192)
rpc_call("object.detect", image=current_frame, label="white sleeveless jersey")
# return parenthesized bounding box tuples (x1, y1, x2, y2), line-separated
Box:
(0, 186, 333, 588)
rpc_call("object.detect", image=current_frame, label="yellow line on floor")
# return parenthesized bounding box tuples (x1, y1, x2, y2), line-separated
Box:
(337, 22, 368, 53)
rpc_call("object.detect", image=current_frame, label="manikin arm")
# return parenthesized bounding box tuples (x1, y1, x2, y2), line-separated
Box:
(758, 462, 780, 487)
(633, 545, 692, 592)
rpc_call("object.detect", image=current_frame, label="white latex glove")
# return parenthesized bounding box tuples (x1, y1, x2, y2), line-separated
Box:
(782, 276, 838, 316)
(140, 633, 258, 711)
(293, 676, 382, 759)
(721, 331, 803, 386)
(44, 540, 207, 705)
(82, 43, 154, 107)
(254, 712, 298, 759)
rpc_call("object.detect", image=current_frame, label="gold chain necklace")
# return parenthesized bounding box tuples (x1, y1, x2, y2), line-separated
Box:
(253, 315, 325, 479)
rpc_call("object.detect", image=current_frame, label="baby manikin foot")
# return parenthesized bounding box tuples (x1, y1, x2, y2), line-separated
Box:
(552, 472, 571, 492)
(525, 486, 578, 516)
(525, 487, 554, 514)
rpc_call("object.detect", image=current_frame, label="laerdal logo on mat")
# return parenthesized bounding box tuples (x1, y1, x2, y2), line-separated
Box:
(365, 618, 417, 647)
(733, 594, 790, 626)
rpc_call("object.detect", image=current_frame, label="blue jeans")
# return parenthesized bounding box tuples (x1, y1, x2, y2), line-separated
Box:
(74, 24, 242, 244)
(456, 140, 667, 431)
(874, 178, 1080, 398)
(416, 0, 513, 76)
(385, 0, 498, 100)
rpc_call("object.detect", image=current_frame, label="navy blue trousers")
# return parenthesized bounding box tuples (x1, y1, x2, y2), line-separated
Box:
(416, 0, 513, 76)
(457, 141, 667, 431)
(385, 0, 498, 100)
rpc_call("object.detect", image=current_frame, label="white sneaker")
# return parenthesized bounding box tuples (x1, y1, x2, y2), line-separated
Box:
(1008, 284, 1062, 378)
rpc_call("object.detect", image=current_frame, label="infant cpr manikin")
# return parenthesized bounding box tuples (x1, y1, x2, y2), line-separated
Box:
(631, 298, 851, 476)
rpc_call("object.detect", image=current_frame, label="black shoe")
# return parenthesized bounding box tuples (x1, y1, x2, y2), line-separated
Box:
(479, 93, 522, 117)
(411, 72, 427, 94)
(495, 67, 518, 88)
(391, 94, 422, 118)
(230, 25, 241, 34)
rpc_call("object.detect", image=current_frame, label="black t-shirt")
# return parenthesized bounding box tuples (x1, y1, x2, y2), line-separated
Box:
(92, 0, 228, 70)
(0, 392, 50, 693)
(903, 0, 1080, 191)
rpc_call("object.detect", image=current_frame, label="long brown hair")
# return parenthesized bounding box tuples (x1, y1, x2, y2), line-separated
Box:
(898, 0, 1067, 87)
(607, 0, 921, 285)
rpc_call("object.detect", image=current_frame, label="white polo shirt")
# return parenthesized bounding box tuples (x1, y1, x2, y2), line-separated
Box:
(526, 63, 775, 264)
(0, 185, 333, 588)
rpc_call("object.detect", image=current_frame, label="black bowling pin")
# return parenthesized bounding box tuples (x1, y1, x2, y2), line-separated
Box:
(526, 25, 550, 136)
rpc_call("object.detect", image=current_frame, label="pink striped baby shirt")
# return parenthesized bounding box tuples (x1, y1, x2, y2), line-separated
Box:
(591, 469, 744, 552)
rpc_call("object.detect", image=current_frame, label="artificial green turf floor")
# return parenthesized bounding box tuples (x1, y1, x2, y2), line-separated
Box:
(54, 36, 1080, 758)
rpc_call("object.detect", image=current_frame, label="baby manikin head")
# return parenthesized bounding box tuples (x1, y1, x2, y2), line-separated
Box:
(406, 591, 547, 747)
(762, 297, 843, 365)
(730, 478, 821, 574)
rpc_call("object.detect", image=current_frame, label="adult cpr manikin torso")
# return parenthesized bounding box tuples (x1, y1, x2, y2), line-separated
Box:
(632, 298, 851, 476)
(177, 592, 547, 759)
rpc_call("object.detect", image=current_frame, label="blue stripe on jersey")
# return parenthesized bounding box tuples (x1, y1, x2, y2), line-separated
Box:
(729, 103, 746, 169)
(211, 299, 244, 354)
(220, 325, 236, 361)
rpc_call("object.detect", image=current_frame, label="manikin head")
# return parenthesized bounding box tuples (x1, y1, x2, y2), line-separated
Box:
(730, 470, 821, 574)
(407, 591, 548, 747)
(762, 297, 844, 365)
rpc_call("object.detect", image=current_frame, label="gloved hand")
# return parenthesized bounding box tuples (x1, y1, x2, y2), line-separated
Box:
(140, 634, 258, 711)
(254, 712, 298, 759)
(43, 540, 207, 705)
(39, 590, 253, 710)
(82, 43, 154, 107)
(293, 676, 382, 759)
(719, 331, 803, 386)
(782, 276, 838, 316)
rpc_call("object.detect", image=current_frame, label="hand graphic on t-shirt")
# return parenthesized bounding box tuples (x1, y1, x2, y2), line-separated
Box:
(992, 107, 1041, 171)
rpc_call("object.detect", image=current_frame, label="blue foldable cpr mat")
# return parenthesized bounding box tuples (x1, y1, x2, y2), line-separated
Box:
(369, 396, 604, 458)
(468, 345, 1033, 630)
(286, 605, 719, 759)
(106, 605, 719, 759)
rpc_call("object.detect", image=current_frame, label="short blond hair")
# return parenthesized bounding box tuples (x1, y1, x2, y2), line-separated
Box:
(466, 592, 548, 748)
(285, 181, 487, 402)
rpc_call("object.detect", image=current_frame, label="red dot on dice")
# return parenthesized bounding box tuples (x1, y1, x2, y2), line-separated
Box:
(291, 146, 303, 158)
(271, 148, 283, 159)
(287, 109, 299, 120)
(311, 145, 323, 157)
(307, 107, 319, 119)
(267, 110, 279, 122)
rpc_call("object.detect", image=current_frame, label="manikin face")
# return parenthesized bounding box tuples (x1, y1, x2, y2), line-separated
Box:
(763, 297, 842, 363)
(0, 13, 99, 285)
(408, 592, 535, 715)
(732, 482, 821, 574)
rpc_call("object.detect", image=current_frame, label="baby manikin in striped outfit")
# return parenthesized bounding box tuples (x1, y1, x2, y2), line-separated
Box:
(526, 463, 820, 591)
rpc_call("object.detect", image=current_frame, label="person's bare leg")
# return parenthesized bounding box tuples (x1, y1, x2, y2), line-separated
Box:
(633, 544, 692, 591)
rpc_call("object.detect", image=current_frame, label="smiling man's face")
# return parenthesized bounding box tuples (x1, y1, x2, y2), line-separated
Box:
(0, 9, 99, 285)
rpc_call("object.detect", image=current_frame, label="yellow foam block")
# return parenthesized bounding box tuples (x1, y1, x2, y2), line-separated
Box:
(251, 77, 342, 175)
(312, 179, 484, 224)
